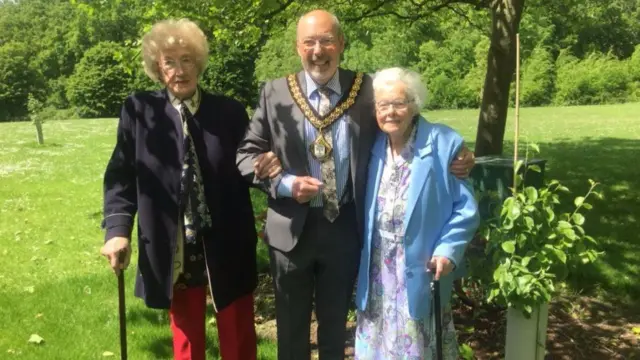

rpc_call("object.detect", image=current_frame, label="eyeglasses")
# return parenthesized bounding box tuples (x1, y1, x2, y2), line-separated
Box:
(160, 57, 196, 73)
(376, 99, 413, 111)
(300, 37, 338, 51)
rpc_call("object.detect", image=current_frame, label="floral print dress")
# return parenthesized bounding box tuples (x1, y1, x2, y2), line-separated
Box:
(355, 132, 458, 360)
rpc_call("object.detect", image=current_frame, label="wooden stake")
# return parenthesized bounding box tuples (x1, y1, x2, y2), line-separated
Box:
(513, 33, 521, 193)
(35, 120, 44, 145)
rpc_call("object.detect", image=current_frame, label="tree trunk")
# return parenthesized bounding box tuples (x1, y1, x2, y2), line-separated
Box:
(474, 0, 525, 156)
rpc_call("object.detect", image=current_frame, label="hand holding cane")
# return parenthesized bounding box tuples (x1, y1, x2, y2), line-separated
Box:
(117, 251, 128, 360)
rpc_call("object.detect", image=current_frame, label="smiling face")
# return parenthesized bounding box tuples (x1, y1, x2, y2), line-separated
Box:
(158, 46, 198, 100)
(296, 10, 344, 85)
(374, 81, 415, 140)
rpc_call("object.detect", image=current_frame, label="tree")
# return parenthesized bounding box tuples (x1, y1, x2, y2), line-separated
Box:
(333, 0, 525, 156)
(66, 41, 132, 118)
(0, 42, 43, 121)
(473, 0, 524, 156)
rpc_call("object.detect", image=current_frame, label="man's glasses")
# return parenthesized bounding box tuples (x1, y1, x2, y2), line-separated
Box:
(300, 37, 338, 51)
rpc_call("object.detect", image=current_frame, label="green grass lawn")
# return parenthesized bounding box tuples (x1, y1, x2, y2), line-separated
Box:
(1, 103, 638, 359)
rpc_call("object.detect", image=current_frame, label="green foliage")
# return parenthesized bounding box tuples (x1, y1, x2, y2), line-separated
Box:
(254, 23, 300, 82)
(554, 50, 631, 105)
(45, 76, 70, 110)
(0, 42, 44, 121)
(625, 45, 640, 102)
(342, 16, 426, 73)
(66, 41, 133, 118)
(416, 25, 484, 109)
(201, 45, 261, 107)
(520, 45, 555, 106)
(27, 94, 45, 124)
(2, 0, 640, 119)
(480, 144, 603, 318)
(458, 343, 475, 360)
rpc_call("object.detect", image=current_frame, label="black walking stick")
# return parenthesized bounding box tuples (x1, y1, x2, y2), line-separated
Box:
(117, 252, 128, 360)
(432, 279, 443, 360)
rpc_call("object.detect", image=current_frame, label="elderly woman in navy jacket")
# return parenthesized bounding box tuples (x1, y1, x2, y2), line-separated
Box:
(99, 19, 280, 360)
(354, 67, 480, 359)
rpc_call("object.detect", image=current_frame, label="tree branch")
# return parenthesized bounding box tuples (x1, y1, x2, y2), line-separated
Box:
(446, 4, 490, 35)
(264, 0, 296, 20)
(256, 0, 297, 50)
(341, 1, 391, 22)
(342, 0, 490, 23)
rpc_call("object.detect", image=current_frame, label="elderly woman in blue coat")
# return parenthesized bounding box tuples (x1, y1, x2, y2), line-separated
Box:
(354, 67, 480, 359)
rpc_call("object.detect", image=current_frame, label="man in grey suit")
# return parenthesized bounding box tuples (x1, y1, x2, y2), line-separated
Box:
(237, 9, 475, 360)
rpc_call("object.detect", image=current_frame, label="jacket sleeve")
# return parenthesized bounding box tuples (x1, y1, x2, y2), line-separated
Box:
(236, 82, 283, 198)
(432, 127, 480, 268)
(102, 96, 138, 242)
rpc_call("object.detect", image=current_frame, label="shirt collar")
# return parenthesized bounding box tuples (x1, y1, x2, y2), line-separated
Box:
(304, 70, 341, 98)
(168, 87, 200, 114)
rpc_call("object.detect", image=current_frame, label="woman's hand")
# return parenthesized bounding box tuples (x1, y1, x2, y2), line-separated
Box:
(100, 236, 131, 275)
(253, 151, 282, 179)
(428, 256, 454, 281)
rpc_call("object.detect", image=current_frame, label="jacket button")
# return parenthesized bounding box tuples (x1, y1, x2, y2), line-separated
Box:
(406, 271, 413, 279)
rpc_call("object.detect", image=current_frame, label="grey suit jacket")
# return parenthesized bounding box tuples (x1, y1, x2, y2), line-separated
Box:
(237, 68, 377, 252)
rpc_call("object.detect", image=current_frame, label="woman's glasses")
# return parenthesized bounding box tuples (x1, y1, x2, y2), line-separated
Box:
(376, 99, 413, 111)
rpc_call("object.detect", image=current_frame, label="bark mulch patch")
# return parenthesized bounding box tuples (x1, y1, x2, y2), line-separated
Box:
(249, 274, 640, 359)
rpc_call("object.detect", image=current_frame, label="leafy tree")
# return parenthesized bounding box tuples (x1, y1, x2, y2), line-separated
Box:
(66, 41, 132, 118)
(0, 42, 43, 121)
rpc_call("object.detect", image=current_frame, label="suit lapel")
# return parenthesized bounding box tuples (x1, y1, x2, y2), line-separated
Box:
(292, 71, 310, 171)
(403, 120, 434, 230)
(338, 69, 360, 185)
(162, 88, 185, 160)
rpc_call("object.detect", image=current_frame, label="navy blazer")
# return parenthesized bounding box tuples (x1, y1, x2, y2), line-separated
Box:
(355, 117, 480, 320)
(102, 88, 257, 311)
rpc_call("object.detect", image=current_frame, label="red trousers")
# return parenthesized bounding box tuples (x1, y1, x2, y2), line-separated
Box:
(169, 286, 257, 360)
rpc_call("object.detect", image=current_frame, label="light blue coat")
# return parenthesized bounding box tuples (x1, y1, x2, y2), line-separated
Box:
(355, 117, 480, 320)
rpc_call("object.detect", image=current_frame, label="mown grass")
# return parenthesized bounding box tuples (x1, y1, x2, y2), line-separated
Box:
(1, 102, 638, 358)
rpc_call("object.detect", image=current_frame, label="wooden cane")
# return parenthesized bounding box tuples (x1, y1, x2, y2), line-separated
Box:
(432, 279, 443, 360)
(117, 252, 128, 360)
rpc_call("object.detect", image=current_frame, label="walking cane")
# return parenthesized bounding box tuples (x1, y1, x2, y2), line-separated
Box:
(117, 252, 128, 360)
(431, 279, 443, 360)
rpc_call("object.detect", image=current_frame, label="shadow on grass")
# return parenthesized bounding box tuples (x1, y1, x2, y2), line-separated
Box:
(533, 138, 640, 304)
(469, 137, 640, 303)
(456, 137, 640, 359)
(0, 267, 277, 360)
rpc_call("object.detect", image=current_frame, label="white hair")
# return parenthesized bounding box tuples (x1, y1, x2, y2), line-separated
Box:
(372, 67, 427, 115)
(141, 18, 209, 83)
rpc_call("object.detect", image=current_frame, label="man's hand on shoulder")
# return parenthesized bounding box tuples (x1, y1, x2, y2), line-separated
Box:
(450, 144, 475, 179)
(292, 176, 323, 204)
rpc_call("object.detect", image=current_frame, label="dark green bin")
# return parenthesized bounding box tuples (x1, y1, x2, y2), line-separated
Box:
(469, 155, 548, 220)
(453, 156, 548, 280)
